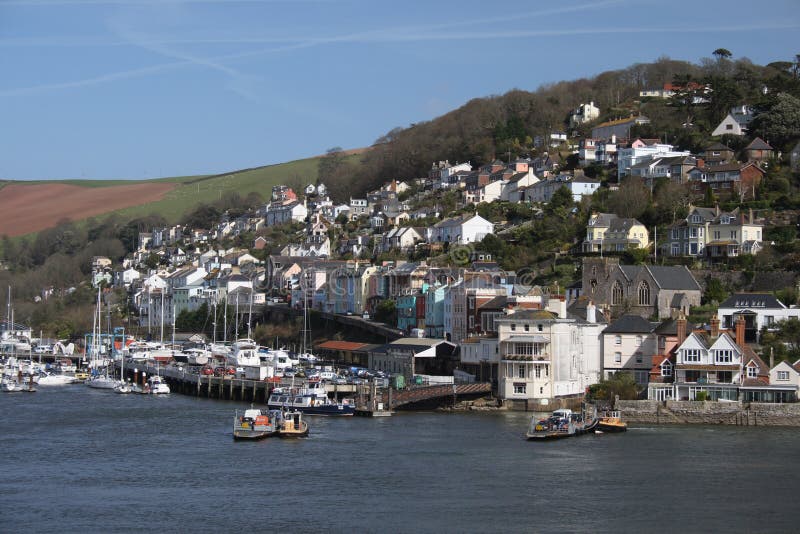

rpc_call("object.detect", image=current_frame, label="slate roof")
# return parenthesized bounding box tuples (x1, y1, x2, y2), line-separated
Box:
(603, 314, 656, 334)
(620, 265, 688, 289)
(745, 137, 773, 151)
(654, 318, 678, 335)
(719, 293, 786, 310)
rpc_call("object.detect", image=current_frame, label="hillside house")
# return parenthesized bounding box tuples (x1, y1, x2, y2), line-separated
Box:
(665, 206, 762, 259)
(711, 105, 754, 137)
(583, 213, 649, 253)
(687, 162, 765, 201)
(427, 214, 493, 245)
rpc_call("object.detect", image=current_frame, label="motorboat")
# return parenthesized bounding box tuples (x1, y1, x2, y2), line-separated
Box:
(597, 411, 628, 432)
(276, 410, 309, 438)
(526, 409, 598, 440)
(37, 372, 78, 386)
(86, 373, 122, 390)
(145, 375, 170, 395)
(267, 383, 355, 416)
(233, 408, 279, 440)
(227, 339, 261, 367)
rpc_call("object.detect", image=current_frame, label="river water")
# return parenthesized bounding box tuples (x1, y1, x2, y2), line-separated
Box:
(1, 385, 798, 533)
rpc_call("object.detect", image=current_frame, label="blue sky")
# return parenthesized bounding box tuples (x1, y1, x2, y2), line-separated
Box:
(1, 0, 798, 181)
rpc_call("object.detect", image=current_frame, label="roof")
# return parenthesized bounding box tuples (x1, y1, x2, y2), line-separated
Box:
(499, 310, 558, 321)
(655, 318, 678, 336)
(315, 340, 369, 351)
(603, 315, 656, 334)
(745, 137, 773, 151)
(705, 142, 732, 151)
(647, 265, 702, 291)
(503, 335, 550, 344)
(719, 293, 786, 310)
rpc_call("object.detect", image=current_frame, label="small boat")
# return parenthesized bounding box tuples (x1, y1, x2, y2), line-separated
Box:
(37, 372, 78, 386)
(597, 411, 627, 433)
(1, 378, 24, 393)
(145, 375, 170, 395)
(86, 373, 122, 390)
(114, 382, 132, 394)
(526, 409, 598, 440)
(276, 410, 309, 438)
(233, 408, 279, 440)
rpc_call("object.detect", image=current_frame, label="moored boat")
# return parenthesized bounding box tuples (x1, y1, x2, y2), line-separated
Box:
(145, 375, 170, 395)
(267, 383, 355, 416)
(597, 411, 627, 432)
(276, 410, 309, 438)
(526, 409, 598, 440)
(233, 408, 279, 440)
(37, 372, 78, 386)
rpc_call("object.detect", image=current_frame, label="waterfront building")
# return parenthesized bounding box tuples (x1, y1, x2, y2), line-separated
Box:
(717, 293, 800, 343)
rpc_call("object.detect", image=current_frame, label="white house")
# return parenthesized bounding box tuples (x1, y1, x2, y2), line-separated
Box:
(569, 101, 600, 127)
(711, 105, 754, 137)
(265, 200, 308, 226)
(601, 314, 658, 385)
(717, 293, 800, 343)
(617, 142, 691, 177)
(494, 303, 604, 408)
(769, 360, 800, 395)
(427, 214, 493, 245)
(525, 175, 601, 203)
(380, 226, 424, 253)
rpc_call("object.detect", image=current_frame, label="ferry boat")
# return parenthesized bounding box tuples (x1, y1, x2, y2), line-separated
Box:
(233, 408, 278, 440)
(597, 411, 627, 433)
(276, 410, 309, 438)
(267, 383, 355, 416)
(526, 409, 598, 440)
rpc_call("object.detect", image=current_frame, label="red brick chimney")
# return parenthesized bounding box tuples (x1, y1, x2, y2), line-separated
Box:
(710, 315, 720, 338)
(677, 313, 687, 345)
(696, 157, 705, 168)
(735, 315, 746, 347)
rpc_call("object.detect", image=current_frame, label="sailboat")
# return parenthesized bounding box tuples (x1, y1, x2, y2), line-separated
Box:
(86, 288, 122, 390)
(297, 283, 316, 364)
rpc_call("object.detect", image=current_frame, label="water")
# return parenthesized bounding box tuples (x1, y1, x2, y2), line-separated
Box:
(2, 386, 799, 533)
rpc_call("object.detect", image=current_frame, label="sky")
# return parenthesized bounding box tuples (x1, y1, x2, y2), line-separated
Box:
(1, 0, 799, 181)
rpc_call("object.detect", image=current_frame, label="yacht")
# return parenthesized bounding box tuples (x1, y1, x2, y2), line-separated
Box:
(227, 338, 260, 367)
(145, 375, 170, 395)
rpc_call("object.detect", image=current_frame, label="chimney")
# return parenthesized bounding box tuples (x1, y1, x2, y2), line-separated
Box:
(586, 301, 596, 323)
(546, 297, 567, 319)
(749, 208, 754, 224)
(715, 203, 720, 217)
(735, 315, 746, 347)
(696, 158, 705, 168)
(677, 313, 687, 345)
(710, 314, 720, 338)
(770, 347, 775, 369)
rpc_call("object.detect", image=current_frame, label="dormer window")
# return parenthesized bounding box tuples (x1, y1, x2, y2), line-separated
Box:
(661, 361, 673, 377)
(691, 214, 702, 223)
(747, 366, 758, 378)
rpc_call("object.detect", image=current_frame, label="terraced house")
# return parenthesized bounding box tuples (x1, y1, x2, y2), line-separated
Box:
(665, 206, 762, 258)
(582, 212, 649, 253)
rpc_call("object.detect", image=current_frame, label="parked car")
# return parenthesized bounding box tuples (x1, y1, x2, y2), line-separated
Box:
(201, 366, 214, 376)
(283, 368, 297, 378)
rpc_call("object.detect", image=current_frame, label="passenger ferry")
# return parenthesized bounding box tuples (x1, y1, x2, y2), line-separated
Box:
(526, 409, 598, 440)
(267, 383, 354, 416)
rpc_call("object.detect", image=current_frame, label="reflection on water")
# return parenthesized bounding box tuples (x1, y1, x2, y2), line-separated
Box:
(1, 386, 798, 533)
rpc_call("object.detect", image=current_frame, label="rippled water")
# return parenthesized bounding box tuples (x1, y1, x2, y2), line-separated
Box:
(1, 386, 798, 533)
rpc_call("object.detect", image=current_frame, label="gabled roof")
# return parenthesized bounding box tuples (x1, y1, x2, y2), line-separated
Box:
(647, 266, 701, 291)
(745, 137, 773, 151)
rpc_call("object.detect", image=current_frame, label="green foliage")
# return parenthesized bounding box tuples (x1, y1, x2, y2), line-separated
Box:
(752, 92, 800, 149)
(695, 391, 709, 401)
(703, 277, 729, 305)
(373, 299, 397, 326)
(586, 372, 641, 404)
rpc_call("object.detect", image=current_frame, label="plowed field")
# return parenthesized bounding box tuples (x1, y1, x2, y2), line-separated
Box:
(0, 182, 176, 237)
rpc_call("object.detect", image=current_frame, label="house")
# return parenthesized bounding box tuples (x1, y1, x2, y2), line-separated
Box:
(427, 214, 493, 245)
(459, 335, 501, 383)
(369, 338, 459, 381)
(500, 170, 539, 202)
(591, 116, 650, 142)
(687, 161, 765, 201)
(744, 137, 774, 163)
(569, 101, 600, 127)
(254, 236, 268, 250)
(581, 257, 702, 320)
(525, 174, 601, 203)
(790, 140, 800, 172)
(711, 105, 754, 137)
(717, 293, 800, 343)
(765, 361, 800, 402)
(349, 198, 369, 218)
(629, 155, 697, 186)
(602, 314, 658, 385)
(428, 160, 472, 190)
(271, 185, 297, 202)
(494, 302, 604, 408)
(701, 143, 735, 166)
(665, 206, 763, 258)
(265, 200, 308, 227)
(379, 226, 424, 253)
(583, 213, 649, 253)
(617, 141, 691, 178)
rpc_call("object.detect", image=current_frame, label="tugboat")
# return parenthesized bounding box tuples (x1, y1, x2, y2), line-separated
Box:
(233, 408, 279, 440)
(526, 408, 598, 440)
(597, 411, 627, 432)
(276, 410, 309, 438)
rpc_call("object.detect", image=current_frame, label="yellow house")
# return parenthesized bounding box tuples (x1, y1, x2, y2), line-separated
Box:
(583, 212, 649, 253)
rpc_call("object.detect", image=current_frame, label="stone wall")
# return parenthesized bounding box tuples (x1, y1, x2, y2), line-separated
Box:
(617, 400, 800, 426)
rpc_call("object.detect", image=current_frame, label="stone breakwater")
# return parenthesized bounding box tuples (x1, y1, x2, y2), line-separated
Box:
(618, 400, 800, 426)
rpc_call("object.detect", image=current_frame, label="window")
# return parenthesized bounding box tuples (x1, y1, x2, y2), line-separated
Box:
(635, 335, 643, 346)
(524, 324, 529, 332)
(683, 349, 701, 363)
(614, 352, 622, 363)
(716, 371, 733, 384)
(537, 324, 543, 332)
(612, 281, 624, 305)
(513, 383, 526, 394)
(747, 366, 757, 378)
(671, 243, 680, 256)
(510, 324, 516, 331)
(715, 350, 732, 364)
(535, 365, 542, 378)
(661, 362, 672, 377)
(636, 353, 643, 364)
(615, 335, 622, 345)
(777, 371, 789, 381)
(518, 365, 526, 378)
(638, 281, 650, 306)
(726, 123, 733, 130)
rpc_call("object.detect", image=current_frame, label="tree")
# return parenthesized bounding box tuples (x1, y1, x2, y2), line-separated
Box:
(373, 299, 397, 326)
(586, 372, 641, 404)
(713, 48, 732, 61)
(607, 177, 650, 219)
(549, 186, 574, 211)
(752, 92, 800, 148)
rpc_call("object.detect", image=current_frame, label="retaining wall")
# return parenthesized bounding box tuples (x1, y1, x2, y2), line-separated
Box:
(617, 400, 800, 426)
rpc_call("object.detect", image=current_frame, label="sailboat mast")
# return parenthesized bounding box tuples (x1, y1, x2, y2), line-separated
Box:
(247, 286, 253, 339)
(223, 295, 227, 344)
(160, 291, 164, 346)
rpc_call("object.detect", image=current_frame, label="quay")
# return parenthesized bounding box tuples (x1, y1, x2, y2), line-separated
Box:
(116, 363, 493, 413)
